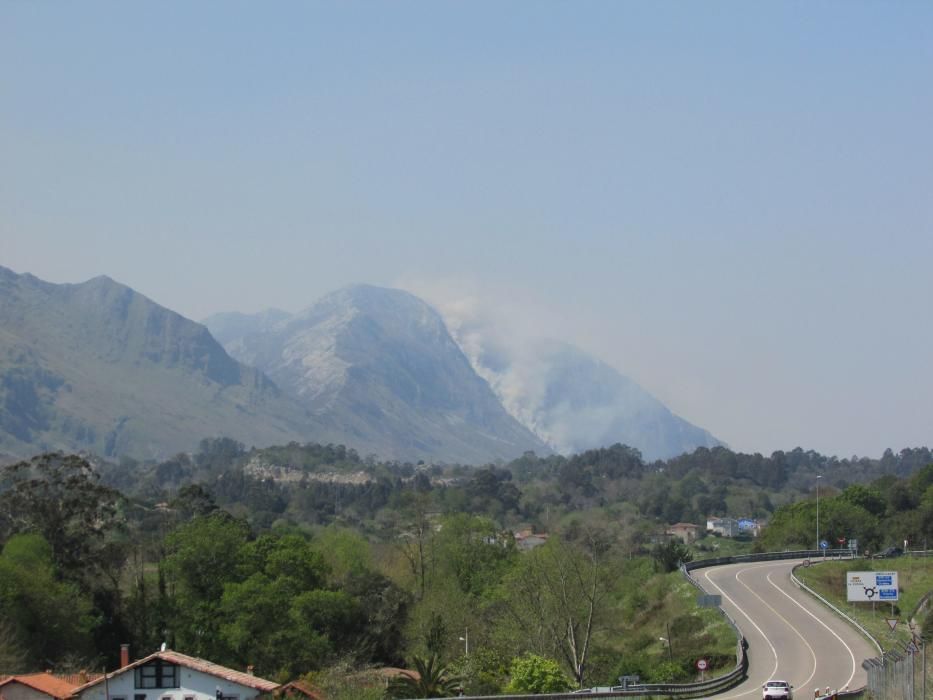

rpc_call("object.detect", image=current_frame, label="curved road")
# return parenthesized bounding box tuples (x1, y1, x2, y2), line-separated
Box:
(696, 559, 878, 699)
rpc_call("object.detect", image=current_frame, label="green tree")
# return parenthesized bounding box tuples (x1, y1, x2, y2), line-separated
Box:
(0, 453, 124, 584)
(0, 617, 27, 673)
(217, 530, 369, 676)
(0, 534, 96, 666)
(385, 655, 462, 698)
(651, 538, 693, 573)
(504, 653, 573, 694)
(501, 529, 616, 688)
(311, 526, 372, 585)
(433, 513, 515, 597)
(163, 512, 251, 659)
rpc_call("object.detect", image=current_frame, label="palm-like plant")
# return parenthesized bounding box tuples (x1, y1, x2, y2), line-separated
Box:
(385, 655, 462, 698)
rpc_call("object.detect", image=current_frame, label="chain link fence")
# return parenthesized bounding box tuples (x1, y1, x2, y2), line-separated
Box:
(862, 640, 929, 700)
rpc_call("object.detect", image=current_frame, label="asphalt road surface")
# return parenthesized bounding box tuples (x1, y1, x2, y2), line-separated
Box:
(696, 559, 879, 699)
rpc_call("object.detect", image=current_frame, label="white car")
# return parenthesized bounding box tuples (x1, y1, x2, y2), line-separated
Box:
(762, 680, 793, 699)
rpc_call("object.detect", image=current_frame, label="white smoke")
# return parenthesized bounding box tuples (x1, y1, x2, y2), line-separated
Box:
(396, 278, 561, 447)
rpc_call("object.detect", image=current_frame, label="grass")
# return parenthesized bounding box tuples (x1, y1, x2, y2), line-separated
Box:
(795, 556, 933, 651)
(691, 534, 756, 559)
(613, 565, 740, 683)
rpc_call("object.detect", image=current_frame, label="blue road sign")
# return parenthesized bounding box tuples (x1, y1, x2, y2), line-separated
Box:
(820, 540, 829, 549)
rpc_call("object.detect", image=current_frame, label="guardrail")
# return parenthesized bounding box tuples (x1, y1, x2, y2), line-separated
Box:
(422, 550, 861, 699)
(789, 563, 882, 655)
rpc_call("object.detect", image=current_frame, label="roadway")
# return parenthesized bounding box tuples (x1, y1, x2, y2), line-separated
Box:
(695, 559, 878, 699)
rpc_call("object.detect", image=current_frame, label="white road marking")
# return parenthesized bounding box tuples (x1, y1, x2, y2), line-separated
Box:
(765, 569, 860, 691)
(702, 565, 779, 699)
(731, 565, 818, 690)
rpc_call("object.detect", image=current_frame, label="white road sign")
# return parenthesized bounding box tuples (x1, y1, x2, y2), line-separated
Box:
(847, 571, 899, 602)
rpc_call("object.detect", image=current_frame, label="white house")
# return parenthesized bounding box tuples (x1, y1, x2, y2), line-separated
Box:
(706, 517, 740, 538)
(72, 648, 278, 700)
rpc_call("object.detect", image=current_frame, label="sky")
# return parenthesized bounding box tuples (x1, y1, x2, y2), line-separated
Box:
(2, 2, 932, 459)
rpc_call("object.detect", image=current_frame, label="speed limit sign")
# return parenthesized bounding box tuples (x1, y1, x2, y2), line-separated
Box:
(695, 658, 709, 671)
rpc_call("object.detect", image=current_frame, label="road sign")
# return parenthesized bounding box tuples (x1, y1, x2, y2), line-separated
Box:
(886, 618, 898, 632)
(697, 594, 722, 607)
(695, 659, 709, 671)
(820, 540, 829, 549)
(847, 571, 899, 602)
(803, 559, 811, 567)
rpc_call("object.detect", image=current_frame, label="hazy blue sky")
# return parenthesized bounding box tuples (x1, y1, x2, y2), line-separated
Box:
(3, 2, 931, 458)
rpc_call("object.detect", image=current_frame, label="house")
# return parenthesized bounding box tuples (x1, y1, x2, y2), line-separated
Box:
(513, 529, 549, 552)
(648, 532, 676, 547)
(738, 518, 761, 536)
(666, 523, 701, 544)
(72, 647, 278, 700)
(0, 673, 85, 700)
(706, 517, 740, 538)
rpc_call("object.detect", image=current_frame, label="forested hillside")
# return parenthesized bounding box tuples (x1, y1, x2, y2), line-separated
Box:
(99, 440, 933, 539)
(1, 445, 931, 696)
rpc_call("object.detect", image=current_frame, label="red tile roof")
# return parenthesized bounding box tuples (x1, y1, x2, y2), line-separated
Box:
(72, 651, 278, 694)
(276, 680, 323, 700)
(0, 673, 83, 699)
(54, 675, 102, 688)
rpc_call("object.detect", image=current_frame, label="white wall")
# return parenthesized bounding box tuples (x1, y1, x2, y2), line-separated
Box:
(1, 682, 57, 700)
(76, 666, 265, 700)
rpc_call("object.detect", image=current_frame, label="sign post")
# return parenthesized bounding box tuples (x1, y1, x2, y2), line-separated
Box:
(695, 658, 708, 681)
(846, 571, 899, 603)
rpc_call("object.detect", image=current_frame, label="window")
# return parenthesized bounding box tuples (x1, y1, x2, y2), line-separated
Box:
(134, 661, 179, 689)
(135, 694, 146, 700)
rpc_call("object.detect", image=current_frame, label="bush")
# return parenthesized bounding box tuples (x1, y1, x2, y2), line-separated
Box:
(504, 653, 573, 694)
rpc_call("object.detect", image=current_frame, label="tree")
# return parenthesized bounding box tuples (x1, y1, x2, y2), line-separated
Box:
(394, 493, 435, 601)
(504, 653, 573, 694)
(0, 534, 96, 666)
(0, 453, 124, 584)
(385, 655, 461, 698)
(433, 514, 515, 597)
(651, 538, 693, 573)
(0, 617, 26, 673)
(501, 529, 616, 688)
(163, 512, 251, 659)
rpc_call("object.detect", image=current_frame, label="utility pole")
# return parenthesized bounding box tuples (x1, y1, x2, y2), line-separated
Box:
(459, 627, 469, 656)
(816, 475, 822, 554)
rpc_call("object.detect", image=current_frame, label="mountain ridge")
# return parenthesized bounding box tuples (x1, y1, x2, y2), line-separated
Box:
(205, 284, 550, 464)
(0, 265, 315, 459)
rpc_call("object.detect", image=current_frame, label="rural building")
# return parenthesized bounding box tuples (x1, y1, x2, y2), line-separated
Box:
(514, 529, 549, 551)
(0, 674, 85, 700)
(706, 517, 740, 538)
(666, 522, 701, 543)
(72, 647, 278, 700)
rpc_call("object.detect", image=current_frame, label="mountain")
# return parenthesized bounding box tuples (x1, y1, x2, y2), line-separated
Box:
(447, 316, 722, 461)
(0, 266, 317, 460)
(204, 286, 549, 464)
